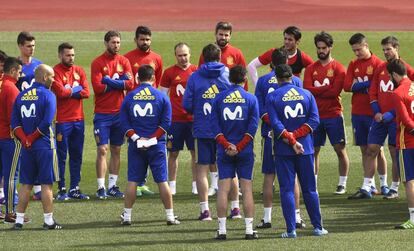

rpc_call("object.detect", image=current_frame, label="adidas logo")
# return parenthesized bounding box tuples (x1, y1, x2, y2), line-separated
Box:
(133, 87, 155, 100)
(21, 88, 39, 101)
(175, 75, 181, 81)
(224, 90, 245, 103)
(202, 84, 219, 99)
(282, 88, 304, 101)
(355, 68, 360, 73)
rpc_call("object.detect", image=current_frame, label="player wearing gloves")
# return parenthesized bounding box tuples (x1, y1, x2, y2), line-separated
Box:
(52, 43, 90, 201)
(91, 31, 134, 199)
(119, 65, 179, 226)
(266, 64, 327, 238)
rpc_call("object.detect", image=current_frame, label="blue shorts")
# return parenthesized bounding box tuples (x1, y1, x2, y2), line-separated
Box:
(195, 138, 216, 165)
(367, 120, 396, 146)
(261, 136, 275, 174)
(397, 148, 414, 182)
(351, 114, 373, 146)
(93, 113, 124, 146)
(20, 148, 59, 185)
(217, 150, 254, 180)
(127, 142, 167, 183)
(313, 116, 346, 146)
(167, 122, 194, 152)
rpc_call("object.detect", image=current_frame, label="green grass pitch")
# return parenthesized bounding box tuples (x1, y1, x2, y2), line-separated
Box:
(1, 31, 414, 250)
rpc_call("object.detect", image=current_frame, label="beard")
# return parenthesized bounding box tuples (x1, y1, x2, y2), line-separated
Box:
(138, 44, 150, 52)
(317, 52, 330, 60)
(216, 39, 228, 47)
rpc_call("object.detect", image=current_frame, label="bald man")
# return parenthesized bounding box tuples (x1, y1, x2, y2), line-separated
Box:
(11, 64, 62, 230)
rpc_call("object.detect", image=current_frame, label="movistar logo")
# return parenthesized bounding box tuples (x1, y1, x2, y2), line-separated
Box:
(133, 103, 153, 117)
(223, 106, 243, 120)
(133, 87, 155, 100)
(21, 78, 35, 90)
(314, 78, 330, 87)
(203, 102, 212, 115)
(176, 84, 185, 96)
(224, 90, 245, 103)
(380, 80, 394, 92)
(284, 103, 304, 119)
(21, 103, 36, 118)
(21, 88, 39, 101)
(202, 84, 220, 99)
(282, 88, 304, 101)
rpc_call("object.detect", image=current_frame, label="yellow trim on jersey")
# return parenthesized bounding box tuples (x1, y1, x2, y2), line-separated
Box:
(212, 85, 219, 93)
(53, 149, 60, 182)
(399, 149, 406, 182)
(8, 139, 21, 213)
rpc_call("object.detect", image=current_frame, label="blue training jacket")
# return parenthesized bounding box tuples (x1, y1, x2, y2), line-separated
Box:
(11, 82, 56, 150)
(182, 62, 230, 138)
(120, 82, 171, 142)
(266, 82, 319, 156)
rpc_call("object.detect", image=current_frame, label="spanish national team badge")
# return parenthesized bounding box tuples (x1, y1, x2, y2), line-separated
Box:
(117, 64, 123, 72)
(327, 69, 334, 77)
(57, 133, 63, 142)
(103, 66, 108, 72)
(226, 56, 234, 66)
(367, 65, 373, 75)
(74, 72, 80, 80)
(134, 63, 139, 68)
(150, 61, 156, 69)
(63, 76, 67, 82)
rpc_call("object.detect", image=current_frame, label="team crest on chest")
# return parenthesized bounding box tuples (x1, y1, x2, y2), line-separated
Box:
(134, 63, 139, 68)
(103, 67, 108, 72)
(149, 61, 156, 69)
(63, 76, 67, 81)
(327, 69, 334, 77)
(117, 64, 123, 72)
(73, 72, 80, 80)
(226, 56, 234, 66)
(409, 84, 414, 96)
(367, 66, 373, 75)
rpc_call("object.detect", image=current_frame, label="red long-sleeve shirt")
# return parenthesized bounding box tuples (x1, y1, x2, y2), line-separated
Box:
(91, 52, 134, 114)
(304, 59, 345, 119)
(160, 64, 197, 122)
(52, 63, 90, 123)
(0, 75, 19, 139)
(393, 78, 414, 149)
(343, 53, 383, 116)
(369, 60, 414, 114)
(124, 48, 163, 88)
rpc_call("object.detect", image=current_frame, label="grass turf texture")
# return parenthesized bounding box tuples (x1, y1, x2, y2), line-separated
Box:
(0, 31, 413, 250)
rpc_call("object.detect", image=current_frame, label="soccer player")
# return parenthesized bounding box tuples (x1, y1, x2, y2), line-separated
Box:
(388, 59, 414, 229)
(368, 36, 414, 200)
(255, 48, 305, 229)
(16, 32, 43, 200)
(199, 21, 248, 90)
(248, 26, 313, 85)
(91, 31, 134, 199)
(303, 32, 350, 194)
(344, 33, 388, 199)
(52, 43, 90, 200)
(183, 44, 230, 220)
(266, 64, 327, 238)
(0, 50, 7, 215)
(124, 25, 162, 196)
(160, 43, 198, 195)
(120, 65, 179, 226)
(212, 65, 259, 240)
(0, 57, 23, 223)
(11, 64, 62, 230)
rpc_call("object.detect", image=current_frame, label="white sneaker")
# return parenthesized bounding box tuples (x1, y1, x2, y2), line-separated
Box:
(208, 187, 217, 196)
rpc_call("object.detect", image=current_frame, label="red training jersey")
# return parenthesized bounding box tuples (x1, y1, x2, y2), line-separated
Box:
(52, 63, 90, 123)
(258, 48, 313, 77)
(199, 43, 248, 90)
(160, 64, 197, 122)
(0, 76, 20, 139)
(369, 60, 414, 115)
(91, 52, 134, 114)
(343, 53, 383, 116)
(124, 48, 163, 88)
(303, 59, 345, 119)
(393, 78, 414, 149)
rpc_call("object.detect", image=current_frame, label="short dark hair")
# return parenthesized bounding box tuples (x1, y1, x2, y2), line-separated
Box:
(271, 48, 288, 67)
(17, 31, 35, 45)
(229, 65, 247, 85)
(381, 36, 399, 49)
(3, 57, 22, 74)
(283, 26, 301, 41)
(138, 64, 155, 82)
(215, 21, 232, 34)
(104, 30, 121, 42)
(349, 33, 366, 45)
(274, 64, 293, 79)
(58, 42, 74, 54)
(0, 50, 7, 63)
(314, 31, 333, 47)
(174, 42, 190, 54)
(135, 26, 152, 38)
(202, 43, 221, 62)
(387, 59, 407, 76)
